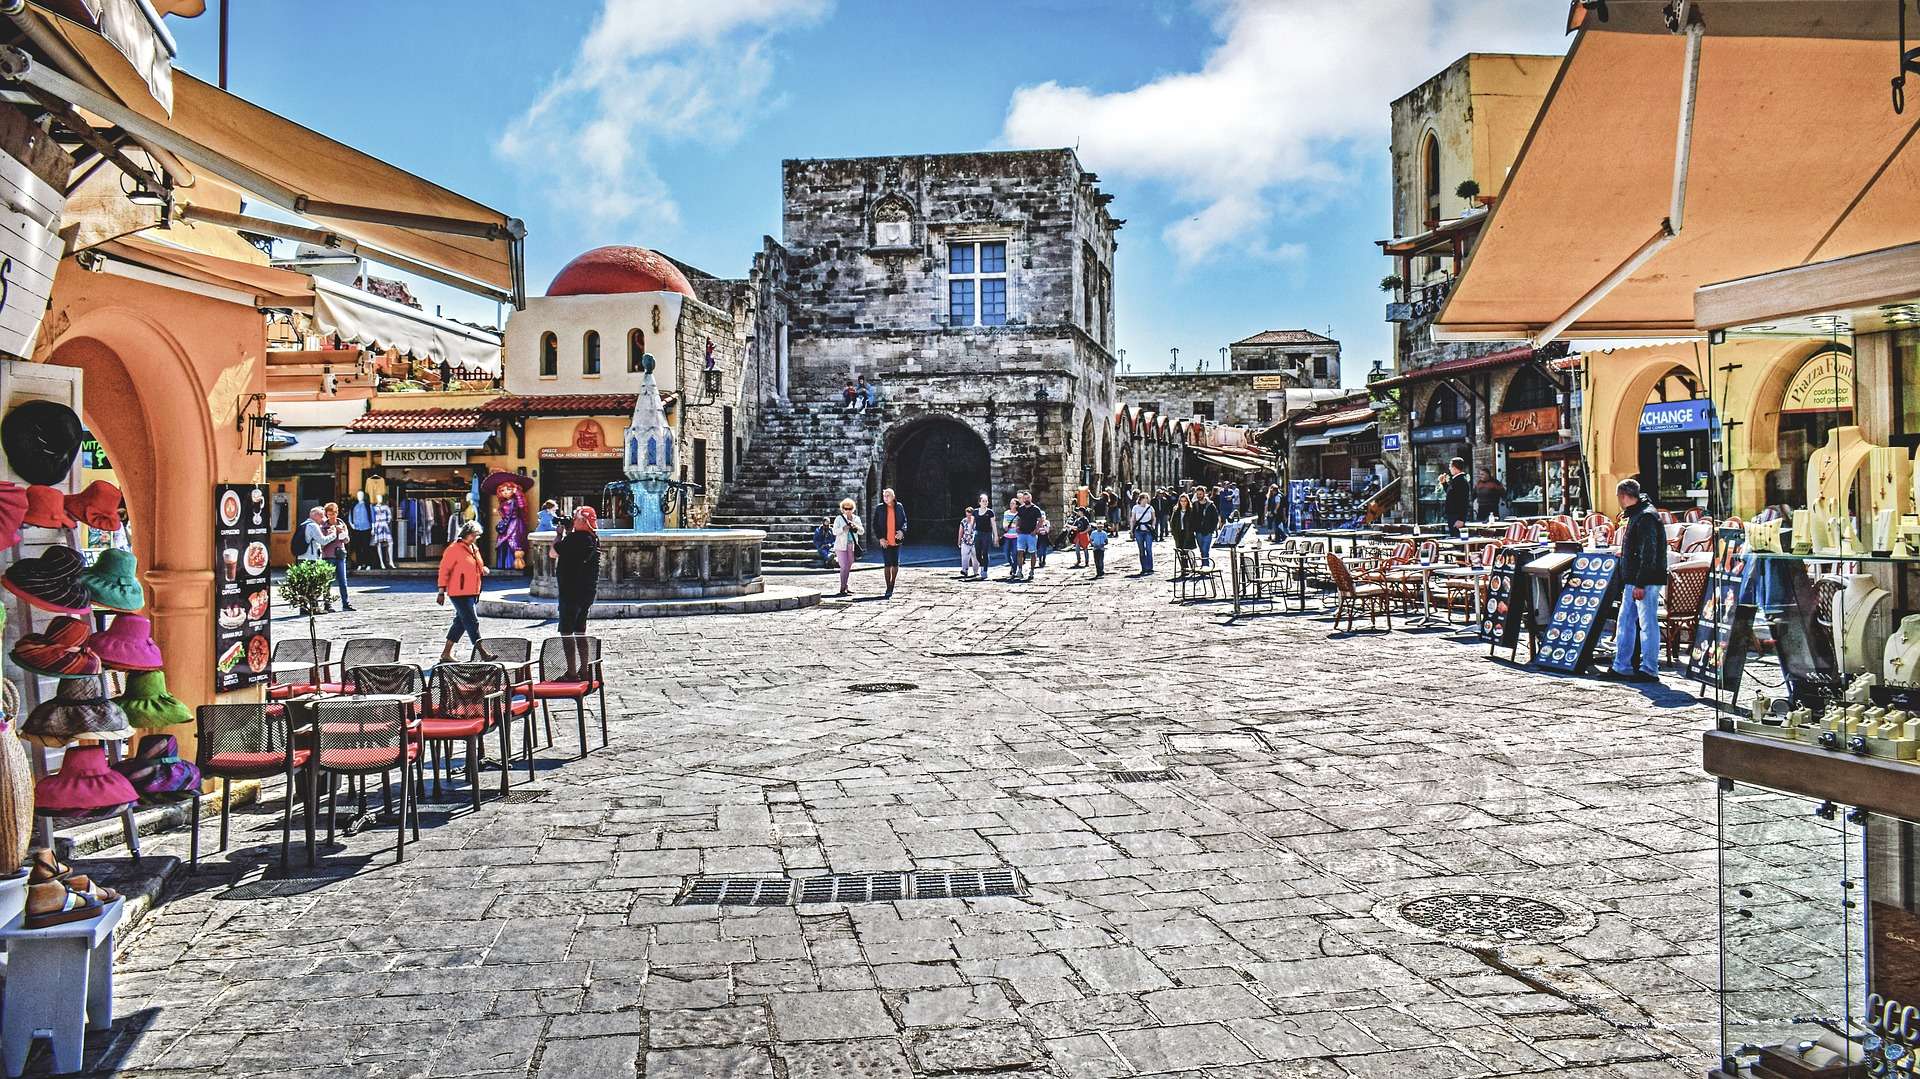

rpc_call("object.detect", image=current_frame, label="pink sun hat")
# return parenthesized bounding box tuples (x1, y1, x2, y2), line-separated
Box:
(88, 612, 164, 671)
(34, 744, 137, 817)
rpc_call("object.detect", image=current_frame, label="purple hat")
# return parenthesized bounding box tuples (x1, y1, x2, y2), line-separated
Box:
(113, 734, 199, 801)
(34, 744, 137, 817)
(3, 546, 91, 615)
(88, 613, 164, 672)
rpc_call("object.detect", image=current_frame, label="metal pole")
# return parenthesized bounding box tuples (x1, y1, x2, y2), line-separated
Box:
(219, 0, 229, 89)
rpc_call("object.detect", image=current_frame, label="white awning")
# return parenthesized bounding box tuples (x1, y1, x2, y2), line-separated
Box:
(1295, 433, 1333, 448)
(1325, 421, 1379, 440)
(266, 397, 367, 429)
(329, 430, 494, 452)
(266, 425, 349, 462)
(311, 277, 502, 376)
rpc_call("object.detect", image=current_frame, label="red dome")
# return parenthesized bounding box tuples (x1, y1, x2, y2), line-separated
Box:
(546, 245, 696, 298)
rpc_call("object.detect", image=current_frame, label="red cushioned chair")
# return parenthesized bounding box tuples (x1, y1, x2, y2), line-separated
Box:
(192, 703, 311, 868)
(419, 663, 529, 811)
(266, 638, 330, 700)
(534, 636, 607, 759)
(310, 637, 401, 694)
(310, 699, 419, 862)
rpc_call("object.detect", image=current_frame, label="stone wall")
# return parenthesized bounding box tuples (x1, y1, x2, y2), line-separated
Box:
(1228, 339, 1342, 387)
(1117, 371, 1294, 428)
(671, 293, 758, 519)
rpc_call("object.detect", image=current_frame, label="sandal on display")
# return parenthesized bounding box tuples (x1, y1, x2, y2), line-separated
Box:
(26, 856, 118, 902)
(28, 848, 71, 881)
(22, 881, 107, 929)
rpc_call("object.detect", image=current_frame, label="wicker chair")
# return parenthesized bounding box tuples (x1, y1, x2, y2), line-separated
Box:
(193, 703, 310, 868)
(312, 637, 401, 695)
(419, 663, 527, 810)
(266, 638, 331, 700)
(1327, 553, 1395, 633)
(1661, 564, 1712, 662)
(310, 699, 419, 861)
(534, 636, 607, 759)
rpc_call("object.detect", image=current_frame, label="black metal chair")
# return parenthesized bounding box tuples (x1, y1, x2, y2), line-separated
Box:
(473, 636, 543, 745)
(266, 638, 330, 700)
(418, 663, 528, 810)
(533, 636, 607, 759)
(192, 703, 310, 867)
(314, 637, 401, 694)
(310, 699, 419, 862)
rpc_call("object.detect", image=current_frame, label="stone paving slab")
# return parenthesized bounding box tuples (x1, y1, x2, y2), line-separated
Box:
(23, 543, 1723, 1076)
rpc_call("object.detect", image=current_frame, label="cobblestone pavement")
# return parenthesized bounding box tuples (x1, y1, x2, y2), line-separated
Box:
(66, 541, 1720, 1078)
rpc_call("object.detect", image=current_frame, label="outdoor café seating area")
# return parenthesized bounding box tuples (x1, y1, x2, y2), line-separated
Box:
(195, 633, 610, 869)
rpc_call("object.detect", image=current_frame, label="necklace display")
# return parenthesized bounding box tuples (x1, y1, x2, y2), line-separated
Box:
(1888, 616, 1920, 689)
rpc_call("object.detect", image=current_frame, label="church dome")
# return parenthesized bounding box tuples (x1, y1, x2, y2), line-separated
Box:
(546, 245, 696, 298)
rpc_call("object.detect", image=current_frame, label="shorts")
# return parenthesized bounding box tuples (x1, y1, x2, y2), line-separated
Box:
(1016, 533, 1038, 553)
(557, 595, 592, 635)
(881, 545, 900, 568)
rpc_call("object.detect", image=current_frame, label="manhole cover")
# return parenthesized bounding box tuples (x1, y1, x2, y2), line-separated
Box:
(1396, 893, 1570, 941)
(849, 682, 917, 694)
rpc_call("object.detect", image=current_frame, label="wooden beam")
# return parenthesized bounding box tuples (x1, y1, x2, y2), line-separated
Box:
(1694, 241, 1920, 331)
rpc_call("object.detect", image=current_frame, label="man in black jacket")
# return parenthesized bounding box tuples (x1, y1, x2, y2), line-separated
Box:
(1442, 457, 1472, 537)
(1610, 478, 1668, 682)
(1192, 489, 1222, 566)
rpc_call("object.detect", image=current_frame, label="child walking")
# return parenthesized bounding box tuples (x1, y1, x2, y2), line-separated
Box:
(1090, 521, 1108, 578)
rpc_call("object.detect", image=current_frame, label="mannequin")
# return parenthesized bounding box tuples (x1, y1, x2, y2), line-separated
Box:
(1885, 615, 1920, 689)
(371, 494, 394, 570)
(347, 490, 374, 569)
(1836, 574, 1894, 677)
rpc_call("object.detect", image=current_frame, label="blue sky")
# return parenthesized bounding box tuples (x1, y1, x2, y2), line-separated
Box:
(169, 1, 1566, 386)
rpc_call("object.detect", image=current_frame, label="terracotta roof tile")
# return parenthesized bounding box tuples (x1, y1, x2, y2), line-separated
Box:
(478, 393, 663, 416)
(1232, 329, 1337, 347)
(348, 409, 487, 433)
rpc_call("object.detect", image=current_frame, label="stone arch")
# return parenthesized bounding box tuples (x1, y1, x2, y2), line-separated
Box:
(880, 412, 991, 542)
(1079, 409, 1096, 490)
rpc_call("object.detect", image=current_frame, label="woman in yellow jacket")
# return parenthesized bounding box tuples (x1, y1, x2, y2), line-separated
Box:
(436, 521, 491, 663)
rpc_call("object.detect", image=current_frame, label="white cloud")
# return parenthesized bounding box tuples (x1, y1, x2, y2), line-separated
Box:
(499, 0, 829, 228)
(1001, 0, 1567, 265)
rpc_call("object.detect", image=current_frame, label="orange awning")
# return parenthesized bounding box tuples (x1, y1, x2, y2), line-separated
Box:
(1436, 1, 1920, 342)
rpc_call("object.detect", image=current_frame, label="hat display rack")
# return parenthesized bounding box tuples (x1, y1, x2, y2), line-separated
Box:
(0, 381, 146, 867)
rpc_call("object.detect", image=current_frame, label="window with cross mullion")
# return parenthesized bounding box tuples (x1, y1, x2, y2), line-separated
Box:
(947, 240, 1008, 327)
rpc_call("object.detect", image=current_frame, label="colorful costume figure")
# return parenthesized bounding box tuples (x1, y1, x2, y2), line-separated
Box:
(493, 481, 528, 570)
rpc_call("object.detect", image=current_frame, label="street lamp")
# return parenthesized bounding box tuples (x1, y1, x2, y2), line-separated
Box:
(1218, 347, 1228, 371)
(1169, 347, 1180, 372)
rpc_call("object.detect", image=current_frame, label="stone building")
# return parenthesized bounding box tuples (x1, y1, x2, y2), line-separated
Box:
(1118, 329, 1345, 429)
(1228, 329, 1342, 387)
(719, 149, 1123, 544)
(1372, 53, 1566, 524)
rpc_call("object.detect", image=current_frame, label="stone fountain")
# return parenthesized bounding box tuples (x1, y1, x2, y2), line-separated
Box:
(478, 355, 819, 619)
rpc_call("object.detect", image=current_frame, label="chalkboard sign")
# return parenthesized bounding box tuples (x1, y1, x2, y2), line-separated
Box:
(1536, 552, 1623, 673)
(1483, 546, 1536, 653)
(1685, 529, 1757, 693)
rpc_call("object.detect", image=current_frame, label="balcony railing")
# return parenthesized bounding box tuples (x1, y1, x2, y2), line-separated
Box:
(1386, 276, 1454, 323)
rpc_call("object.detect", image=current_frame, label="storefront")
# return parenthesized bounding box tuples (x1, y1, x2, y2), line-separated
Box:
(1768, 347, 1853, 510)
(1490, 405, 1561, 518)
(538, 419, 626, 512)
(331, 434, 493, 563)
(1636, 397, 1714, 511)
(1411, 407, 1471, 526)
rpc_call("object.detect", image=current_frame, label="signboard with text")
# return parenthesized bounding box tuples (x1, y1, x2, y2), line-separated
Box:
(1781, 349, 1854, 413)
(212, 483, 271, 691)
(382, 448, 469, 467)
(1491, 406, 1560, 440)
(1638, 399, 1714, 434)
(1411, 423, 1469, 445)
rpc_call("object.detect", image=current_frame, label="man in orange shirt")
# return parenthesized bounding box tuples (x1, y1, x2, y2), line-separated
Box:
(869, 487, 908, 599)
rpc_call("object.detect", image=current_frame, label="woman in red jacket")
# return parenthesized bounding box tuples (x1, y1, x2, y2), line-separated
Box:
(436, 521, 491, 662)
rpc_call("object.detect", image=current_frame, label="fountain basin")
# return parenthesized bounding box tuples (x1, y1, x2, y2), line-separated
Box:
(527, 527, 766, 601)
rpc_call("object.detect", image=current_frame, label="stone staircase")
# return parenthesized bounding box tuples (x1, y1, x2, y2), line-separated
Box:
(712, 403, 885, 566)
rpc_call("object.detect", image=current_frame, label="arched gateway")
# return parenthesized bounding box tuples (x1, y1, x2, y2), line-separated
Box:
(884, 416, 989, 544)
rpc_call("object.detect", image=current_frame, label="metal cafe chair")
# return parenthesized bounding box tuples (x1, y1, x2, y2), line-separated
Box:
(473, 636, 543, 745)
(309, 699, 419, 862)
(534, 636, 607, 759)
(312, 637, 401, 694)
(349, 663, 430, 804)
(192, 703, 310, 868)
(266, 638, 331, 700)
(418, 663, 527, 811)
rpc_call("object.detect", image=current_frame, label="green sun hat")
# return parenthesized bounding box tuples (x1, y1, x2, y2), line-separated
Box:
(115, 669, 191, 730)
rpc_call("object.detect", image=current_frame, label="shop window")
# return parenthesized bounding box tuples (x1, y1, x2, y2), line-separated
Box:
(1193, 400, 1214, 420)
(948, 241, 1008, 326)
(1896, 329, 1920, 445)
(627, 329, 645, 372)
(539, 332, 557, 378)
(583, 331, 601, 376)
(1502, 365, 1559, 412)
(1257, 399, 1273, 423)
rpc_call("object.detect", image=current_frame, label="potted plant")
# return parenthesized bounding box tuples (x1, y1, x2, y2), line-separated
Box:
(1455, 179, 1481, 201)
(1379, 274, 1404, 293)
(278, 559, 334, 687)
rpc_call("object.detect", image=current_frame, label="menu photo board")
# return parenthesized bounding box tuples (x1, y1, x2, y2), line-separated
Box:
(1483, 545, 1536, 652)
(1535, 551, 1624, 673)
(1685, 529, 1757, 694)
(213, 483, 271, 691)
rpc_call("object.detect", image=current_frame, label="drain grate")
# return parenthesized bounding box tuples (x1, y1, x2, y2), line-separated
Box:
(1109, 768, 1178, 783)
(1397, 893, 1570, 942)
(678, 868, 1027, 906)
(849, 682, 918, 694)
(499, 789, 550, 804)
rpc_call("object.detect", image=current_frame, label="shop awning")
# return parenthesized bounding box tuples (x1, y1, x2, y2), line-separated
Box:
(265, 398, 367, 429)
(1294, 434, 1333, 448)
(1436, 2, 1920, 342)
(329, 430, 494, 452)
(266, 425, 349, 462)
(12, 6, 526, 303)
(1191, 448, 1271, 473)
(1325, 421, 1378, 439)
(1367, 345, 1535, 391)
(311, 277, 502, 375)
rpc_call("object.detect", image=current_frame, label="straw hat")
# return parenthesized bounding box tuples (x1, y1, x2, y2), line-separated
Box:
(32, 745, 136, 817)
(65, 480, 122, 532)
(88, 612, 163, 672)
(115, 670, 190, 730)
(22, 485, 75, 529)
(80, 548, 144, 612)
(21, 681, 131, 749)
(4, 546, 90, 615)
(1, 400, 82, 485)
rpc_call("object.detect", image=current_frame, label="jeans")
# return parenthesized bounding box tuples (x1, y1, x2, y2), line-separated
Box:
(1612, 583, 1662, 676)
(1135, 528, 1154, 572)
(332, 553, 351, 607)
(1197, 532, 1214, 565)
(1092, 548, 1105, 575)
(445, 594, 482, 646)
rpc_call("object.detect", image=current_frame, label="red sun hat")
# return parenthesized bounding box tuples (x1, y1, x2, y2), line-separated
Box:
(573, 506, 597, 532)
(65, 480, 122, 531)
(0, 480, 24, 545)
(22, 485, 75, 529)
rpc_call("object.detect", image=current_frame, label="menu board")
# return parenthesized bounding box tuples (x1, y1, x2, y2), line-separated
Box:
(1535, 552, 1623, 673)
(213, 483, 271, 691)
(1685, 528, 1756, 693)
(1483, 545, 1536, 652)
